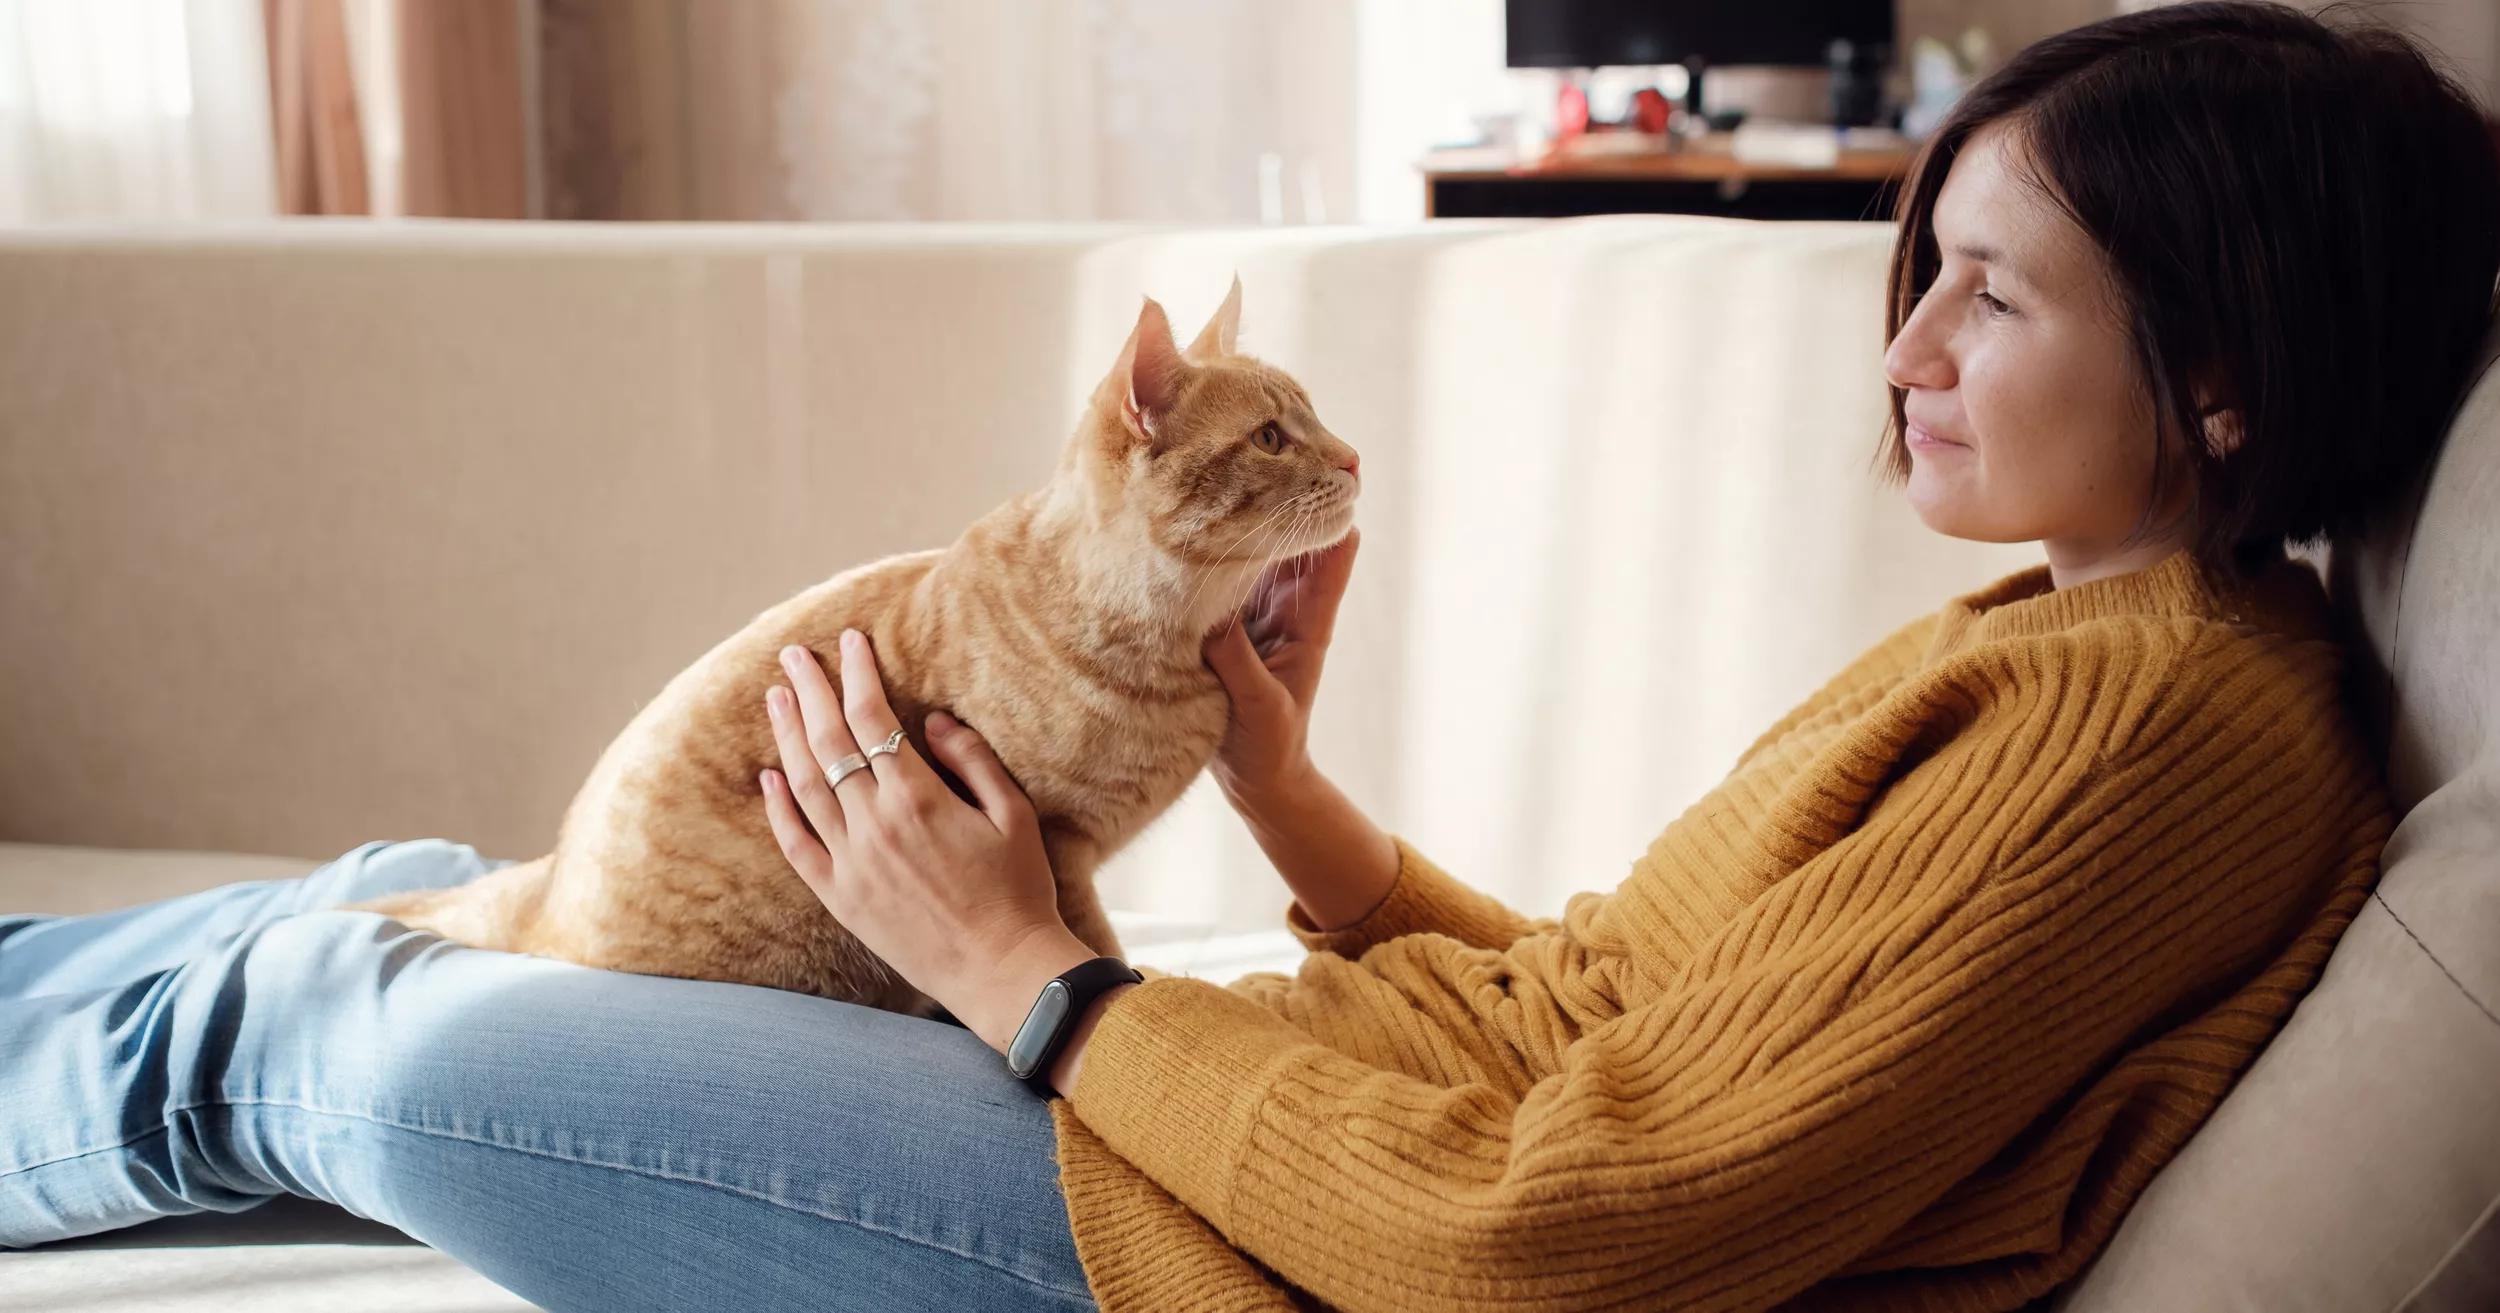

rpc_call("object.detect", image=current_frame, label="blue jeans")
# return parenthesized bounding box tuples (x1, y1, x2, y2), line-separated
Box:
(0, 838, 1095, 1312)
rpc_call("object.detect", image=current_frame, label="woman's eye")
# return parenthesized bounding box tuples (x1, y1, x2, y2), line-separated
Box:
(1974, 289, 2014, 317)
(1251, 423, 1288, 454)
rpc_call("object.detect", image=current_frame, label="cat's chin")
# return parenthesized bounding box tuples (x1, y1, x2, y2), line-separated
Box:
(1266, 539, 1341, 574)
(1280, 513, 1357, 564)
(1246, 521, 1354, 579)
(1175, 511, 1356, 635)
(1206, 515, 1353, 573)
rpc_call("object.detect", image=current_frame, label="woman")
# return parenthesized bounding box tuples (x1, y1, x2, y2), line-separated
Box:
(6, 4, 2496, 1309)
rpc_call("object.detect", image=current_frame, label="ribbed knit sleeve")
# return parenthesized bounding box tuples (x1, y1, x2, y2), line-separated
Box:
(1064, 621, 2383, 1311)
(1283, 835, 1558, 957)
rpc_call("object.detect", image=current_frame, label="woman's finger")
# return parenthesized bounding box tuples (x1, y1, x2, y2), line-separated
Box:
(1254, 528, 1359, 704)
(924, 711, 1033, 833)
(1244, 529, 1358, 647)
(1300, 526, 1360, 642)
(836, 629, 943, 796)
(779, 643, 873, 804)
(759, 765, 833, 887)
(1265, 527, 1358, 650)
(765, 682, 847, 847)
(1203, 614, 1289, 717)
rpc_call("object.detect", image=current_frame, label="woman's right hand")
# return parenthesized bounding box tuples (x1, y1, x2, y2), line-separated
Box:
(1201, 527, 1361, 812)
(1201, 527, 1400, 931)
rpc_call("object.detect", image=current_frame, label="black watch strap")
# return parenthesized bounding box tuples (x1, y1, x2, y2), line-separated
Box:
(1006, 955, 1143, 1093)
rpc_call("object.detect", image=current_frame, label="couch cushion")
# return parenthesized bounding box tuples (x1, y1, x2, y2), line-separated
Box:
(0, 844, 320, 916)
(2053, 327, 2500, 1311)
(4, 1195, 539, 1313)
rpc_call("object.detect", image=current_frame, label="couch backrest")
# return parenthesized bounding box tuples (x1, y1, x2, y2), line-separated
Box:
(2054, 326, 2500, 1311)
(0, 219, 2043, 934)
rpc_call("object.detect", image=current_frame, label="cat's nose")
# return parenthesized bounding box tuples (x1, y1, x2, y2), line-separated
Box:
(1338, 452, 1360, 481)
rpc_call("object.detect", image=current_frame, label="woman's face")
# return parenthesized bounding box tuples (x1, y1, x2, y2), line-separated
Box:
(1882, 121, 2196, 582)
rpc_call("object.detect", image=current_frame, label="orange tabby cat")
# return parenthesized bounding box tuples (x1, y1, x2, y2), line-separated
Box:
(352, 280, 1359, 1015)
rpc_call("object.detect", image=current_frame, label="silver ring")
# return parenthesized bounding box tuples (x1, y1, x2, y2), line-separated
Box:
(824, 752, 873, 789)
(863, 728, 907, 761)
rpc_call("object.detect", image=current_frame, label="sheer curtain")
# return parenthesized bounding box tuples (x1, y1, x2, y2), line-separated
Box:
(0, 0, 276, 221)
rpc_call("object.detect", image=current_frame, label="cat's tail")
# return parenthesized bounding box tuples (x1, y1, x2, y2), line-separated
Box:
(351, 854, 554, 954)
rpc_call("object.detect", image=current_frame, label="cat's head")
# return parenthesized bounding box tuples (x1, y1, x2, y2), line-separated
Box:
(1070, 279, 1361, 605)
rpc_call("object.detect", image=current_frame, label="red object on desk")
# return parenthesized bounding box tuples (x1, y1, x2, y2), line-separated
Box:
(1630, 87, 1672, 136)
(1554, 82, 1590, 141)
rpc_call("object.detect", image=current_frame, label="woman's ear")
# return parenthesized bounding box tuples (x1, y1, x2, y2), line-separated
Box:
(2201, 407, 2243, 459)
(2192, 376, 2242, 458)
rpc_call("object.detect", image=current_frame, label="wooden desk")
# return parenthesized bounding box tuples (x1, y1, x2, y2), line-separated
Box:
(1421, 137, 1917, 222)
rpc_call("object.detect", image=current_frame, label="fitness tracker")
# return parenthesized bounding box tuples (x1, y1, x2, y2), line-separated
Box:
(1007, 955, 1143, 1093)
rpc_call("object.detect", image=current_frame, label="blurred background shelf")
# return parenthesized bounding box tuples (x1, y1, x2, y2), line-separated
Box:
(1419, 136, 1916, 220)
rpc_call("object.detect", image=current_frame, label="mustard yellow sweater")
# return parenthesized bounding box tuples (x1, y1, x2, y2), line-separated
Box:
(1049, 545, 2391, 1312)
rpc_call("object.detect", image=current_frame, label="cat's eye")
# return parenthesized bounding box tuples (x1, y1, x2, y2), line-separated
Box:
(1251, 422, 1288, 455)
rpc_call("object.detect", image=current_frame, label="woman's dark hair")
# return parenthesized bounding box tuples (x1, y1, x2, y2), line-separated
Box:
(1877, 0, 2500, 584)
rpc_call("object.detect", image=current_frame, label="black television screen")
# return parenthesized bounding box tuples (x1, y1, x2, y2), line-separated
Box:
(1506, 0, 1894, 69)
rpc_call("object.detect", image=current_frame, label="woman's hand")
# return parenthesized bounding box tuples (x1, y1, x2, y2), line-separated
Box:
(1201, 528, 1401, 932)
(1201, 526, 1361, 810)
(759, 630, 1096, 1055)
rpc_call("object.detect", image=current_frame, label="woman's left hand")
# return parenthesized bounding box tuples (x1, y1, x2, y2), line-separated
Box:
(759, 629, 1094, 1055)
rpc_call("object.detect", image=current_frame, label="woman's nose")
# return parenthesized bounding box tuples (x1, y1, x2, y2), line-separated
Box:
(1883, 305, 1954, 393)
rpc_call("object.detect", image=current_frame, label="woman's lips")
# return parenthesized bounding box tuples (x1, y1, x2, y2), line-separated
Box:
(1907, 423, 1967, 452)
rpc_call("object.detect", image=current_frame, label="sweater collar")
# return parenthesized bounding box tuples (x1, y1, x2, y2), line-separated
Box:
(1921, 543, 2331, 668)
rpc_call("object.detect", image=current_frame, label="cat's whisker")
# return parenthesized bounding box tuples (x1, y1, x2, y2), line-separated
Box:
(1218, 506, 1302, 630)
(1285, 507, 1319, 630)
(1180, 501, 1295, 628)
(1260, 490, 1320, 567)
(1221, 525, 1290, 628)
(1181, 509, 1292, 632)
(1287, 505, 1328, 630)
(1231, 493, 1320, 617)
(1183, 490, 1316, 630)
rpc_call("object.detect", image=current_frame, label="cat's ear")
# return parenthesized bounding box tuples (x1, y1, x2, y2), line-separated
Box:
(1185, 274, 1243, 360)
(1117, 296, 1186, 446)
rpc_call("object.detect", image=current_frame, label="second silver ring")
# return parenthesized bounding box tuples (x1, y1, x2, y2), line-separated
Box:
(824, 752, 873, 789)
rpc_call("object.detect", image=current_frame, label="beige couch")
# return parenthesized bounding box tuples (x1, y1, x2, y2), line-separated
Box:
(0, 220, 2491, 1311)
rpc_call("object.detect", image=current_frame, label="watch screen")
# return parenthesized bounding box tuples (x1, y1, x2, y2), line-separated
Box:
(1008, 979, 1073, 1077)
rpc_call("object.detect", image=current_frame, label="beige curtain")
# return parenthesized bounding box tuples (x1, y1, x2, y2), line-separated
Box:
(263, 0, 369, 215)
(537, 0, 687, 219)
(395, 0, 527, 218)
